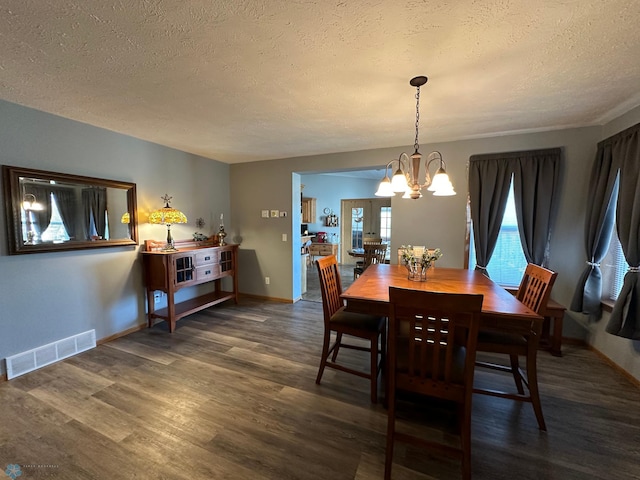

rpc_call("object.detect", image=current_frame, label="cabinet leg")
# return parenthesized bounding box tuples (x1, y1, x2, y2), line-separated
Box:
(146, 290, 155, 328)
(550, 314, 563, 357)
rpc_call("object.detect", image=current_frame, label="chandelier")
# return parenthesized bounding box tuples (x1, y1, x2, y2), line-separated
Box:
(375, 76, 456, 199)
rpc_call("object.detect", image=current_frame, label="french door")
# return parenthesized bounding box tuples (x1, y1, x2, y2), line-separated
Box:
(340, 198, 391, 264)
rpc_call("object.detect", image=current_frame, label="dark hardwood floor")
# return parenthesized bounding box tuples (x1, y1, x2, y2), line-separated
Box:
(1, 297, 639, 479)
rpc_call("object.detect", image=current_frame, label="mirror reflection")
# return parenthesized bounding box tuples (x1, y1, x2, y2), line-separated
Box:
(3, 165, 138, 254)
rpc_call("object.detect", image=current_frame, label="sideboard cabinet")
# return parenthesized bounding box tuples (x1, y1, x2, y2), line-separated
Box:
(307, 242, 339, 263)
(142, 239, 238, 332)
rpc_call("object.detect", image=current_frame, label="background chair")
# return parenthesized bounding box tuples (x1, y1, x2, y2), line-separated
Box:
(385, 287, 483, 480)
(353, 242, 388, 279)
(474, 263, 557, 430)
(355, 238, 384, 269)
(302, 239, 312, 266)
(315, 255, 386, 403)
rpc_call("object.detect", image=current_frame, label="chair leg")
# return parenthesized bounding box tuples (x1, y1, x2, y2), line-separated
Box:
(460, 404, 472, 480)
(380, 327, 388, 407)
(316, 329, 331, 384)
(384, 391, 396, 480)
(526, 349, 547, 431)
(370, 335, 378, 404)
(331, 332, 343, 362)
(509, 354, 525, 394)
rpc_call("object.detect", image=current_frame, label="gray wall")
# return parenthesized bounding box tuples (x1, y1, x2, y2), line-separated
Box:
(2, 96, 638, 383)
(230, 112, 640, 382)
(0, 100, 230, 377)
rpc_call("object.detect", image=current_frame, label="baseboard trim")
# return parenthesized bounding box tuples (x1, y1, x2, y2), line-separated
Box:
(562, 336, 587, 347)
(239, 293, 293, 304)
(97, 323, 148, 345)
(587, 344, 640, 389)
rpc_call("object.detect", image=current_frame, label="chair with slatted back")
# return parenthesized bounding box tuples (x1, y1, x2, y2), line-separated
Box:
(315, 255, 386, 403)
(474, 263, 557, 431)
(385, 287, 483, 480)
(355, 238, 383, 269)
(354, 243, 388, 279)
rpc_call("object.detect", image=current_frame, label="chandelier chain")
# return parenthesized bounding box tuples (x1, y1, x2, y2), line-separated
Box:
(414, 86, 421, 152)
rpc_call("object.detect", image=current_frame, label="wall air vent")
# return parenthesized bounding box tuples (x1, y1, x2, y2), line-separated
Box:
(5, 330, 96, 379)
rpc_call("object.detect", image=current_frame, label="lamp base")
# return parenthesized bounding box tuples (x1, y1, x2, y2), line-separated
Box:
(162, 224, 177, 251)
(218, 227, 227, 246)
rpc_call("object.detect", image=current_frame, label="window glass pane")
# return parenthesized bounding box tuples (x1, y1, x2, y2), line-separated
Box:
(380, 206, 391, 261)
(469, 181, 527, 286)
(41, 194, 70, 243)
(351, 207, 363, 249)
(602, 228, 628, 301)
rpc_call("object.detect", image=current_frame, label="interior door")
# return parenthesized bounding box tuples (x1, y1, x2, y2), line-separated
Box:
(341, 198, 391, 264)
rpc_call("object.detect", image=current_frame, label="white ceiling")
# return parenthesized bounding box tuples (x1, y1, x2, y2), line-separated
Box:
(1, 1, 639, 164)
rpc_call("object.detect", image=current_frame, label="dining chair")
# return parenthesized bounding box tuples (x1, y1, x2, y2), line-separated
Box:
(385, 287, 483, 480)
(353, 243, 388, 279)
(302, 239, 313, 266)
(354, 238, 384, 269)
(315, 255, 386, 403)
(474, 263, 557, 431)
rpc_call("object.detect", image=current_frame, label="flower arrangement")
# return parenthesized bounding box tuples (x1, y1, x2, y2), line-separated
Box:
(400, 245, 442, 280)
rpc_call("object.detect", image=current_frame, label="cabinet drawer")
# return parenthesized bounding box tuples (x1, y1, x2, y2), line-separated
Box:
(309, 244, 337, 256)
(196, 264, 220, 282)
(195, 249, 217, 266)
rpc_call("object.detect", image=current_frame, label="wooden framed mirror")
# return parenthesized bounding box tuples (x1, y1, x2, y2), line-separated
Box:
(2, 165, 138, 255)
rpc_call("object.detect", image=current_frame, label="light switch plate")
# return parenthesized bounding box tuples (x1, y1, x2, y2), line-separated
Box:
(261, 210, 269, 218)
(270, 210, 279, 218)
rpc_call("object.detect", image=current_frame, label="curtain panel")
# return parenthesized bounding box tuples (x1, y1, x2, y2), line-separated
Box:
(468, 156, 513, 276)
(512, 149, 562, 266)
(23, 184, 53, 238)
(605, 123, 640, 339)
(82, 187, 107, 240)
(570, 142, 619, 317)
(468, 148, 561, 277)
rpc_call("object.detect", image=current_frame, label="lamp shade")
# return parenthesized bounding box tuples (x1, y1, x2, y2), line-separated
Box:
(390, 169, 408, 192)
(428, 168, 456, 196)
(375, 176, 394, 197)
(149, 204, 187, 225)
(22, 193, 43, 211)
(120, 212, 130, 224)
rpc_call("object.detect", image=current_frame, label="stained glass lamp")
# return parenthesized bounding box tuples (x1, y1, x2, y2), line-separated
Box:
(148, 194, 187, 251)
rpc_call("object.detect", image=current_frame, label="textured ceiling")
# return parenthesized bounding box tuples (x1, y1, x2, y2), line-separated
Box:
(1, 1, 639, 164)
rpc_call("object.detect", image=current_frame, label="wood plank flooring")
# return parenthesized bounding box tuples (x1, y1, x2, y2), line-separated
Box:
(1, 297, 639, 479)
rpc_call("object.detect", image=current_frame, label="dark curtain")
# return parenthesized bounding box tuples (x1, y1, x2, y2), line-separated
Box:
(570, 142, 620, 317)
(51, 188, 77, 240)
(512, 148, 562, 266)
(24, 185, 52, 238)
(82, 187, 107, 239)
(468, 155, 513, 276)
(606, 123, 640, 339)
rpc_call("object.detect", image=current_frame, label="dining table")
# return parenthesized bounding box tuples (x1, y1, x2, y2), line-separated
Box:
(341, 263, 541, 328)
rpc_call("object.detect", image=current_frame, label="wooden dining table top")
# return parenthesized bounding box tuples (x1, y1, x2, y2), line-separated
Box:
(341, 264, 540, 322)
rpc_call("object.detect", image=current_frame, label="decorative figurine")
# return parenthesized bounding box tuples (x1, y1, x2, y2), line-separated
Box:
(218, 213, 227, 246)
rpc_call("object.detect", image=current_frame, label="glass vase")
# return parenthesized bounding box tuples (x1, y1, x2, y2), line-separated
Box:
(406, 260, 428, 281)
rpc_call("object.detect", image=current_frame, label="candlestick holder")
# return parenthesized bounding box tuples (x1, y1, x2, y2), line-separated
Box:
(218, 225, 227, 246)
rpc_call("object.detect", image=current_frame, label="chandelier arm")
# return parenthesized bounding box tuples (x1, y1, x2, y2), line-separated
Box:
(424, 151, 445, 188)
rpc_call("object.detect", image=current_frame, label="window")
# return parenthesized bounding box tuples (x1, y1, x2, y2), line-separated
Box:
(41, 194, 70, 243)
(601, 226, 629, 302)
(380, 206, 391, 260)
(469, 181, 528, 287)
